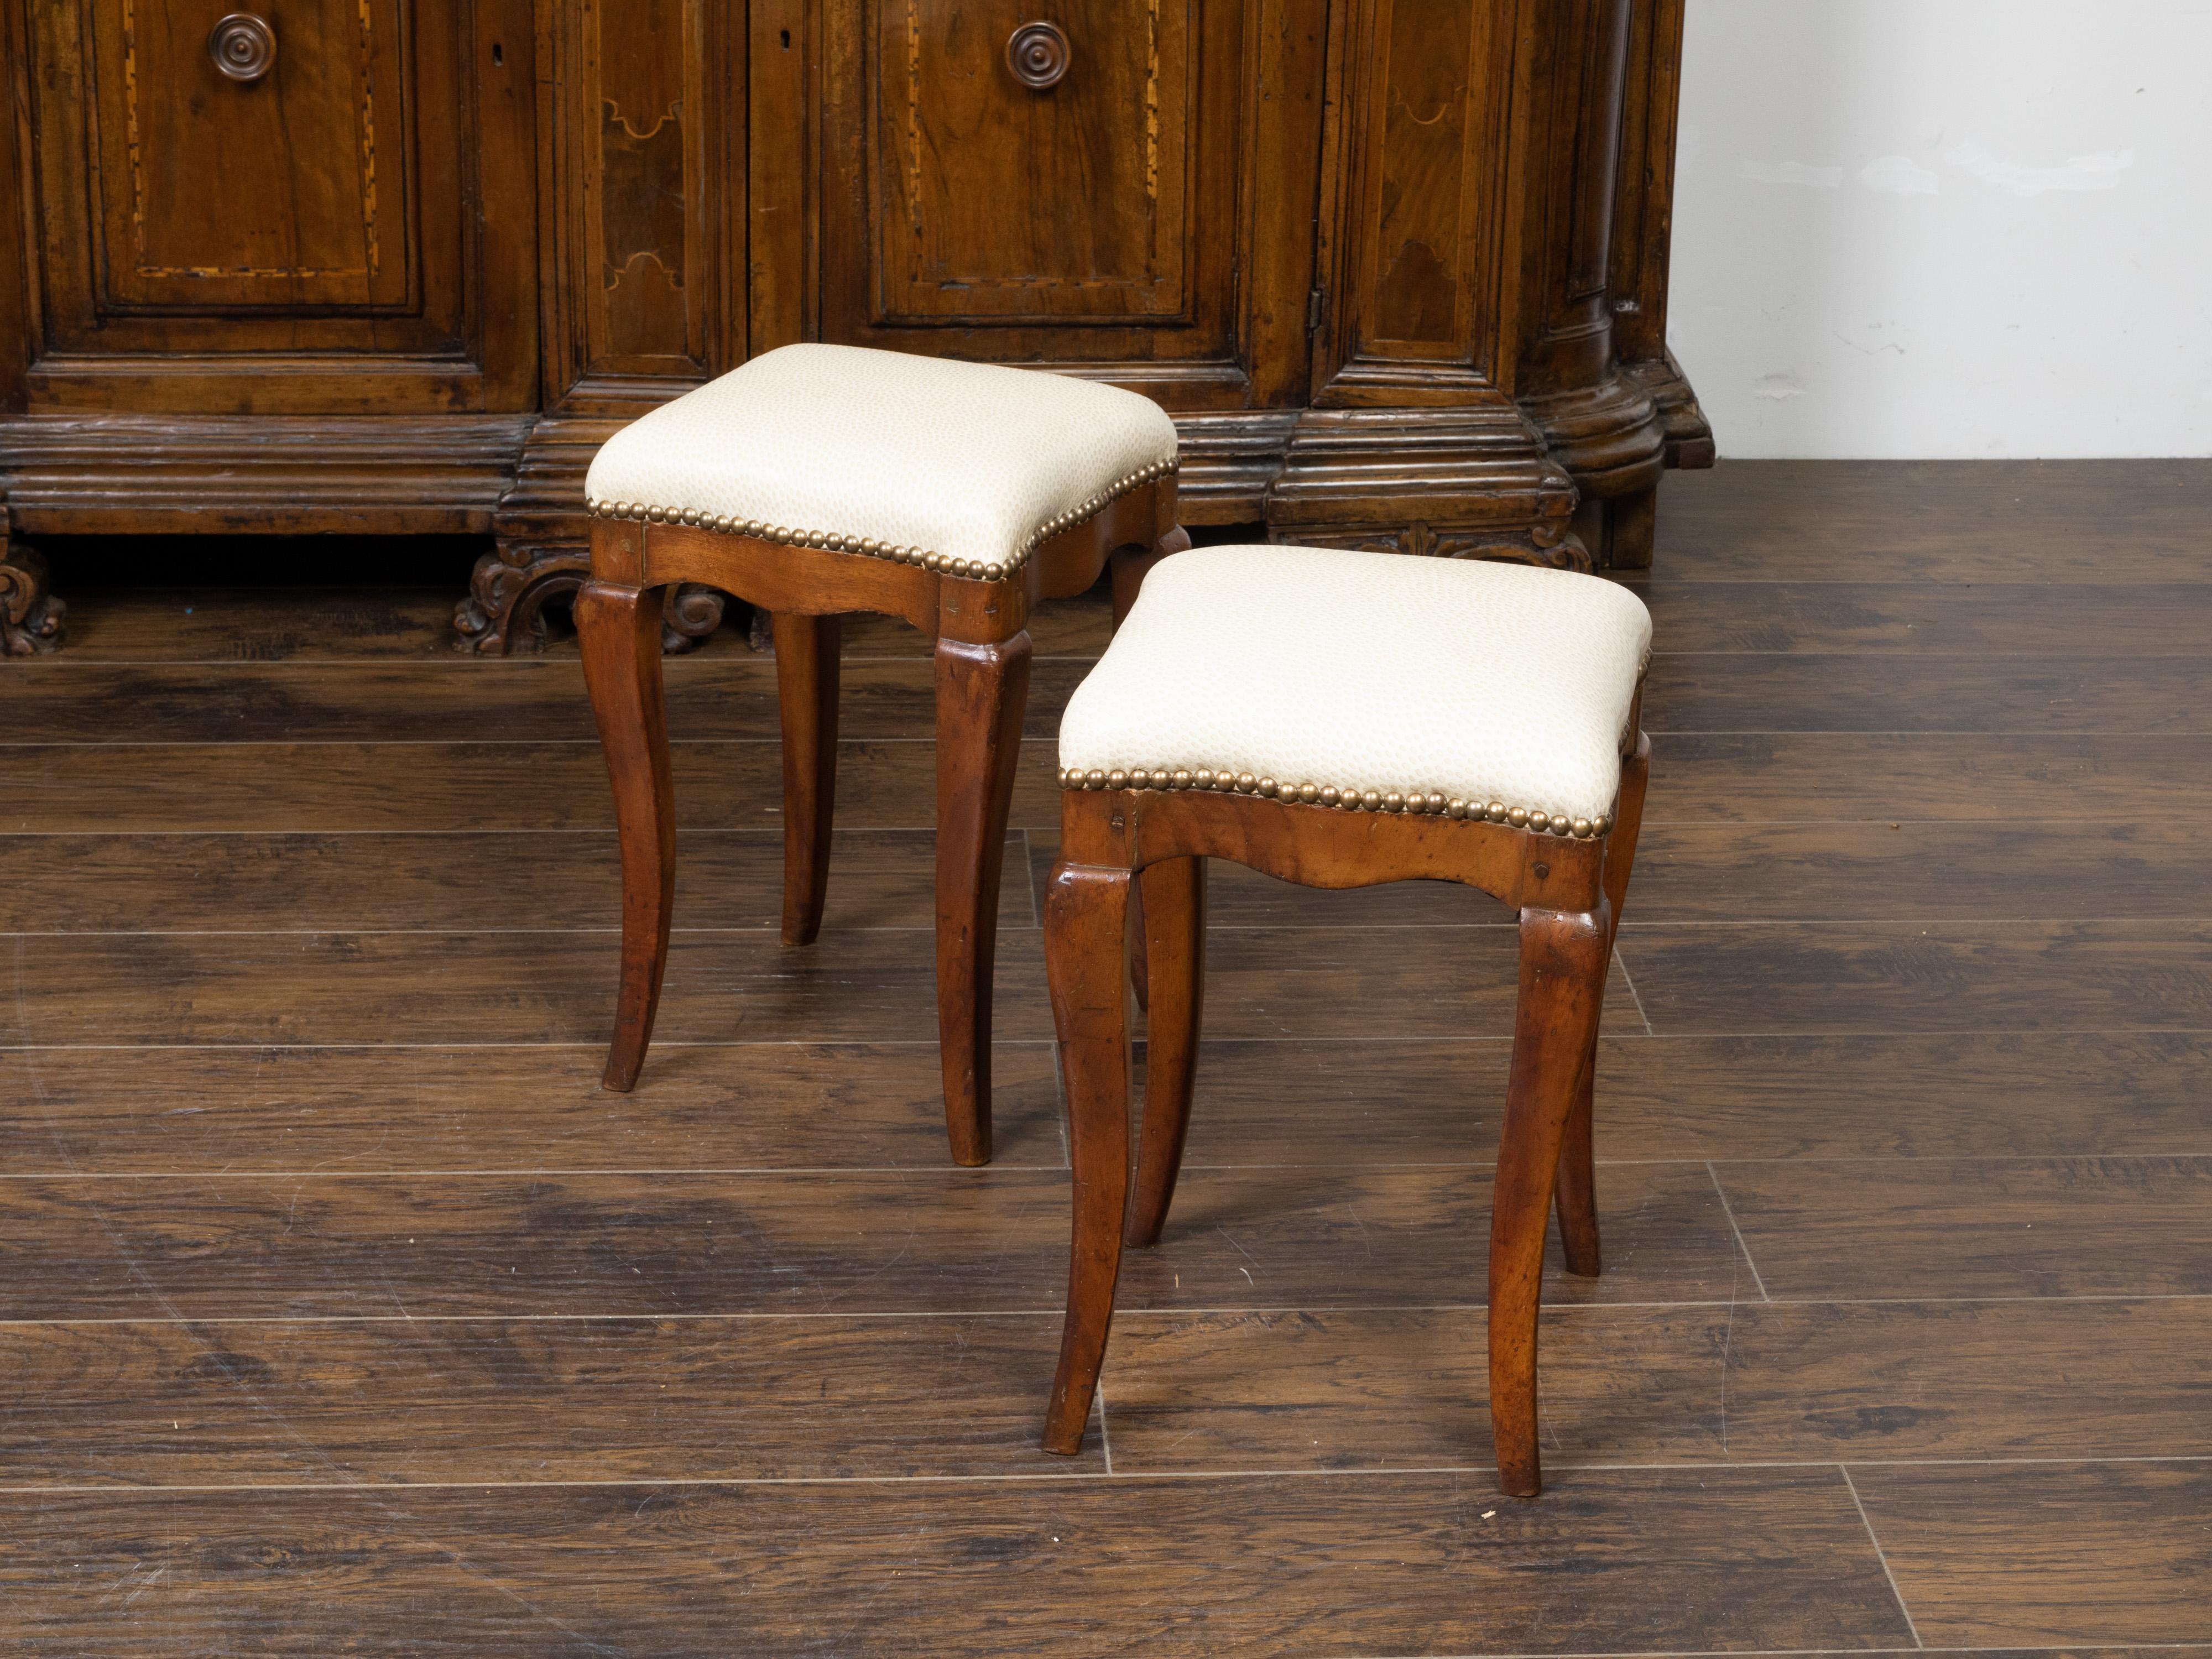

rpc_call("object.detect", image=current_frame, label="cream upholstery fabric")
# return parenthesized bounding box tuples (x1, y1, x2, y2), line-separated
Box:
(1058, 546, 1652, 828)
(584, 344, 1180, 578)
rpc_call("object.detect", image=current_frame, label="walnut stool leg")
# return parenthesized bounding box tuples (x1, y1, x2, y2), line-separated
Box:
(1041, 862, 1136, 1455)
(1554, 734, 1652, 1277)
(1490, 900, 1612, 1498)
(1125, 856, 1207, 1247)
(1108, 526, 1192, 1008)
(934, 632, 1034, 1167)
(577, 581, 677, 1092)
(773, 613, 842, 947)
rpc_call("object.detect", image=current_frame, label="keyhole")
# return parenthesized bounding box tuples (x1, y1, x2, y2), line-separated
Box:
(491, 41, 503, 65)
(780, 28, 791, 48)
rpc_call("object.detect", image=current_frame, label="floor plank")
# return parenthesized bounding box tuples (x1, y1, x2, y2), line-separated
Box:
(0, 924, 1641, 1047)
(1102, 1298, 2212, 1472)
(1140, 1032, 2212, 1167)
(1853, 1462, 2212, 1647)
(20, 732, 2212, 836)
(1643, 732, 2212, 822)
(1657, 459, 2212, 584)
(4, 740, 1063, 834)
(1621, 920, 2212, 1034)
(0, 1160, 1743, 1322)
(1715, 1156, 2212, 1300)
(0, 1314, 1104, 1485)
(0, 1467, 1914, 1657)
(1027, 821, 2212, 927)
(0, 1044, 1068, 1174)
(1644, 653, 2212, 734)
(1, 829, 1026, 935)
(0, 929, 1053, 1047)
(0, 657, 1093, 745)
(1629, 575, 2212, 654)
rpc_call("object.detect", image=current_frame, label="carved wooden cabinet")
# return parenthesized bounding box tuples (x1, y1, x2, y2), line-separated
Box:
(0, 0, 1708, 656)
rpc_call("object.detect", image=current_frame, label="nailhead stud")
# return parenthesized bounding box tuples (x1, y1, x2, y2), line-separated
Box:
(1297, 782, 1318, 804)
(1321, 786, 1340, 806)
(1360, 791, 1381, 811)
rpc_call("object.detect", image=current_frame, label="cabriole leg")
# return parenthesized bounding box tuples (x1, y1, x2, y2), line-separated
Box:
(1124, 856, 1207, 1247)
(1490, 900, 1612, 1497)
(773, 613, 842, 946)
(933, 631, 1033, 1167)
(577, 580, 677, 1092)
(1041, 862, 1136, 1455)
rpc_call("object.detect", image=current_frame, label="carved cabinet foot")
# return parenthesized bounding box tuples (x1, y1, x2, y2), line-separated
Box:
(455, 539, 731, 656)
(1, 540, 67, 656)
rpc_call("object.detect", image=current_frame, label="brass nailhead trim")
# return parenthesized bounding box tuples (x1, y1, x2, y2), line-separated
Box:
(584, 457, 1179, 583)
(1053, 765, 1613, 839)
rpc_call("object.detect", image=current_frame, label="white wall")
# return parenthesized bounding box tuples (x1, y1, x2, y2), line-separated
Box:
(1666, 0, 2212, 458)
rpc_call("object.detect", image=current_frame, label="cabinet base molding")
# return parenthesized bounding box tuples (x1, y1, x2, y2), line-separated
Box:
(1624, 351, 1719, 471)
(0, 414, 529, 535)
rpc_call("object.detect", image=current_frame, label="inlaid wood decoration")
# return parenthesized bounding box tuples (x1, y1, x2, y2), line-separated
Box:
(873, 0, 1193, 325)
(0, 0, 1709, 658)
(91, 0, 412, 314)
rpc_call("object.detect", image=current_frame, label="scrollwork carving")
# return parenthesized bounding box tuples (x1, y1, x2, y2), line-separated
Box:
(1, 538, 67, 657)
(455, 540, 729, 656)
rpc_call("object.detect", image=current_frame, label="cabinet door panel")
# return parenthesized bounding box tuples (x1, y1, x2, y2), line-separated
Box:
(808, 0, 1324, 410)
(875, 0, 1192, 324)
(90, 0, 414, 312)
(18, 0, 536, 413)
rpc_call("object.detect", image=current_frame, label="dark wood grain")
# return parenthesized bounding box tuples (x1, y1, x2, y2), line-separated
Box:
(1657, 460, 2212, 584)
(59, 634, 2203, 751)
(1621, 820, 2212, 921)
(1642, 653, 2212, 735)
(0, 930, 1055, 1047)
(24, 732, 2212, 836)
(0, 830, 1029, 934)
(1644, 732, 2212, 823)
(1044, 818, 2212, 925)
(1715, 1156, 2212, 1300)
(1630, 576, 2212, 655)
(1121, 1032, 2212, 1170)
(6, 742, 1066, 834)
(1103, 1298, 2212, 1472)
(0, 1044, 1067, 1174)
(0, 657, 1092, 745)
(0, 1469, 1908, 1657)
(0, 1314, 1105, 1485)
(1621, 920, 2212, 1034)
(4, 457, 2208, 1649)
(0, 924, 1646, 1047)
(0, 1162, 1747, 1323)
(1852, 1463, 2212, 1646)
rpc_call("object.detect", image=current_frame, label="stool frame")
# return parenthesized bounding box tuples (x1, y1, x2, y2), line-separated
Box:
(573, 475, 1186, 1167)
(1039, 693, 1650, 1498)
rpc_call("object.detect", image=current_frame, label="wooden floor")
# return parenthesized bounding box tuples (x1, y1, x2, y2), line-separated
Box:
(4, 460, 2210, 1654)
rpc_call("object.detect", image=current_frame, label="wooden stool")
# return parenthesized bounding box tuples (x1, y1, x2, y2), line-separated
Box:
(1035, 546, 1652, 1496)
(575, 344, 1186, 1166)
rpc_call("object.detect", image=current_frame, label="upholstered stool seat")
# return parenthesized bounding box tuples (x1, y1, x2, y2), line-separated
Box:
(584, 343, 1179, 583)
(575, 343, 1189, 1170)
(1058, 545, 1651, 833)
(1035, 546, 1653, 1499)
